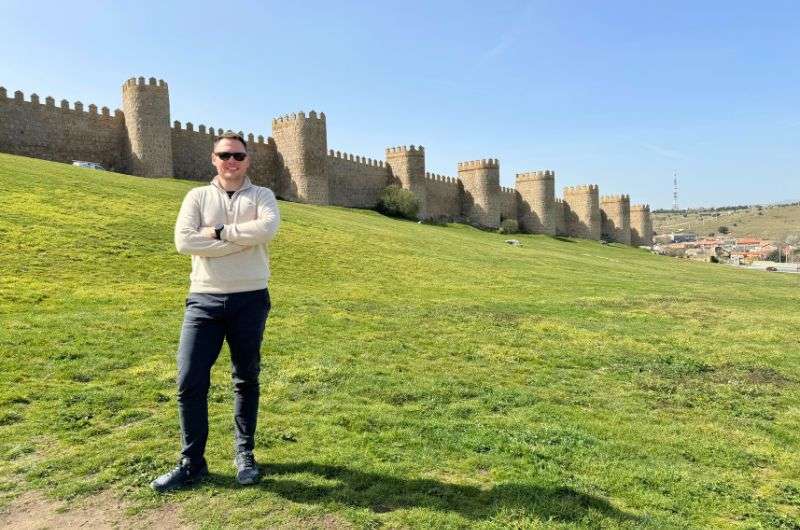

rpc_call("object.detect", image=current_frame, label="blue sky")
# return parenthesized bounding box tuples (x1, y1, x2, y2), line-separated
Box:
(2, 0, 798, 208)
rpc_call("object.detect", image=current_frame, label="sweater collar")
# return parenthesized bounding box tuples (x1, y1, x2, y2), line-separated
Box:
(211, 176, 252, 193)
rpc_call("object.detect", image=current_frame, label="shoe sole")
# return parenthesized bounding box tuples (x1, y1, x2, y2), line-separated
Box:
(236, 475, 260, 485)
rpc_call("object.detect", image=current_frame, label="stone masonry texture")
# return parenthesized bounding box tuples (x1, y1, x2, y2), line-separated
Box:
(516, 170, 556, 235)
(121, 77, 173, 177)
(271, 111, 329, 205)
(600, 194, 631, 244)
(386, 146, 427, 217)
(0, 77, 651, 244)
(630, 204, 653, 246)
(458, 159, 501, 229)
(564, 185, 601, 240)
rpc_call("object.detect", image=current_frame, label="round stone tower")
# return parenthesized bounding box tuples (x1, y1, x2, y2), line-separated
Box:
(458, 159, 501, 229)
(600, 194, 631, 244)
(121, 76, 173, 177)
(630, 203, 653, 246)
(554, 198, 567, 236)
(516, 170, 555, 234)
(271, 111, 329, 205)
(385, 145, 426, 217)
(563, 185, 601, 240)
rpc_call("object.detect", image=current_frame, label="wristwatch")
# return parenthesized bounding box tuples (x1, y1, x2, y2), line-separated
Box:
(214, 224, 224, 240)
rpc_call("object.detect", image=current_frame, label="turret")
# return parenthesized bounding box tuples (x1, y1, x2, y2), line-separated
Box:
(385, 145, 426, 217)
(458, 159, 501, 228)
(516, 170, 555, 234)
(600, 194, 631, 244)
(121, 76, 173, 177)
(563, 185, 601, 240)
(271, 111, 329, 204)
(630, 204, 653, 246)
(554, 198, 567, 236)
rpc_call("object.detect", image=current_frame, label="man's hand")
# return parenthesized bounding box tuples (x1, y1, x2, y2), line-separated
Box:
(199, 226, 216, 239)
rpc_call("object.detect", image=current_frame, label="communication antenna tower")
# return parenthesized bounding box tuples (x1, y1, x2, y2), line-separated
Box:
(672, 170, 679, 211)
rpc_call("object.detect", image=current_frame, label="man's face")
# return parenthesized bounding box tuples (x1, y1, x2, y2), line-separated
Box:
(212, 138, 250, 181)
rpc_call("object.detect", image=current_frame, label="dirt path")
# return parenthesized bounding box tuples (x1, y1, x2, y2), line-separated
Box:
(0, 490, 191, 529)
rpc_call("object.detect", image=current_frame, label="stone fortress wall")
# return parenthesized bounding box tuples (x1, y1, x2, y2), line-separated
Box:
(564, 185, 601, 240)
(0, 76, 652, 245)
(516, 170, 556, 235)
(0, 87, 126, 171)
(458, 159, 501, 228)
(630, 204, 654, 246)
(424, 171, 462, 220)
(600, 194, 631, 245)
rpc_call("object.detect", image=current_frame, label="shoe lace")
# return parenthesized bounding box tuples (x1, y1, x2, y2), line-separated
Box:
(238, 452, 256, 468)
(174, 459, 194, 476)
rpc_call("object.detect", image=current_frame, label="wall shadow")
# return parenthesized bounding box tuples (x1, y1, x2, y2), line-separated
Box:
(247, 462, 638, 525)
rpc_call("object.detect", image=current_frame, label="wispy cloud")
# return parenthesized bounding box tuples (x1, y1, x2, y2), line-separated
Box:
(476, 2, 535, 66)
(639, 142, 685, 160)
(479, 33, 520, 63)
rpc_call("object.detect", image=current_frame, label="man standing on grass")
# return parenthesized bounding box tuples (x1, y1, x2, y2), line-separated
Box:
(151, 131, 280, 492)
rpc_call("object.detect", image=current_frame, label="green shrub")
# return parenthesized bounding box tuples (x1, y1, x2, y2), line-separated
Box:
(421, 215, 449, 226)
(376, 185, 420, 220)
(498, 219, 519, 234)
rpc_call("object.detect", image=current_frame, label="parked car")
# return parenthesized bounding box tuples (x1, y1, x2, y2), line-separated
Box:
(72, 160, 106, 170)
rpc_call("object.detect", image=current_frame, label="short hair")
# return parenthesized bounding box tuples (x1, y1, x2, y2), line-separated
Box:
(213, 130, 247, 150)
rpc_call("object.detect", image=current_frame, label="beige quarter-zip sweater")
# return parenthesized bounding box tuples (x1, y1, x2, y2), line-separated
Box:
(174, 177, 280, 293)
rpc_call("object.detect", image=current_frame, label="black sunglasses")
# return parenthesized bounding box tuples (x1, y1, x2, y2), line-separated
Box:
(215, 152, 248, 161)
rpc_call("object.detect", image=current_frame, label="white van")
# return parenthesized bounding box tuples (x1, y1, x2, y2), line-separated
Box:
(72, 160, 106, 170)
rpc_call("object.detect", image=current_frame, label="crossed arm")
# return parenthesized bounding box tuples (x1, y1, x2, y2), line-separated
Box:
(174, 189, 281, 257)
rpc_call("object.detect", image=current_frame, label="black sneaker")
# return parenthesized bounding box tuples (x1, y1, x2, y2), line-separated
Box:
(150, 457, 208, 493)
(234, 451, 260, 485)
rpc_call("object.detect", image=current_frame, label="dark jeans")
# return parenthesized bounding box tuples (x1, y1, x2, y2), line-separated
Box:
(176, 288, 270, 461)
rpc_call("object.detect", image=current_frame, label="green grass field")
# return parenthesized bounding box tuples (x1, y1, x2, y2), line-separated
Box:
(1, 153, 799, 529)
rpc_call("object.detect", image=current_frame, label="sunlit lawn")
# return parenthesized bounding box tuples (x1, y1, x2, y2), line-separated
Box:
(1, 153, 799, 528)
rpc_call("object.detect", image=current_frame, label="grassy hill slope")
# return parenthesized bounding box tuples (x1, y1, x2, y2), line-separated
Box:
(653, 204, 800, 240)
(1, 153, 799, 529)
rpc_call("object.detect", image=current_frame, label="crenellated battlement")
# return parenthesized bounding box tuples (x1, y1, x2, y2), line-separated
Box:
(386, 145, 424, 156)
(170, 120, 273, 147)
(329, 149, 386, 167)
(500, 186, 517, 194)
(424, 171, 458, 184)
(516, 169, 555, 181)
(173, 121, 216, 134)
(600, 194, 630, 203)
(563, 184, 599, 194)
(458, 158, 499, 170)
(122, 76, 168, 91)
(272, 110, 326, 126)
(0, 86, 121, 120)
(630, 203, 650, 211)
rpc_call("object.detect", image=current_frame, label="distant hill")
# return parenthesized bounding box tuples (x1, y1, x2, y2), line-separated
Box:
(653, 203, 800, 240)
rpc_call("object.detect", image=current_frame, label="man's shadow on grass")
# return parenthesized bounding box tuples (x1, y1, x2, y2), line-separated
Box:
(227, 462, 639, 524)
